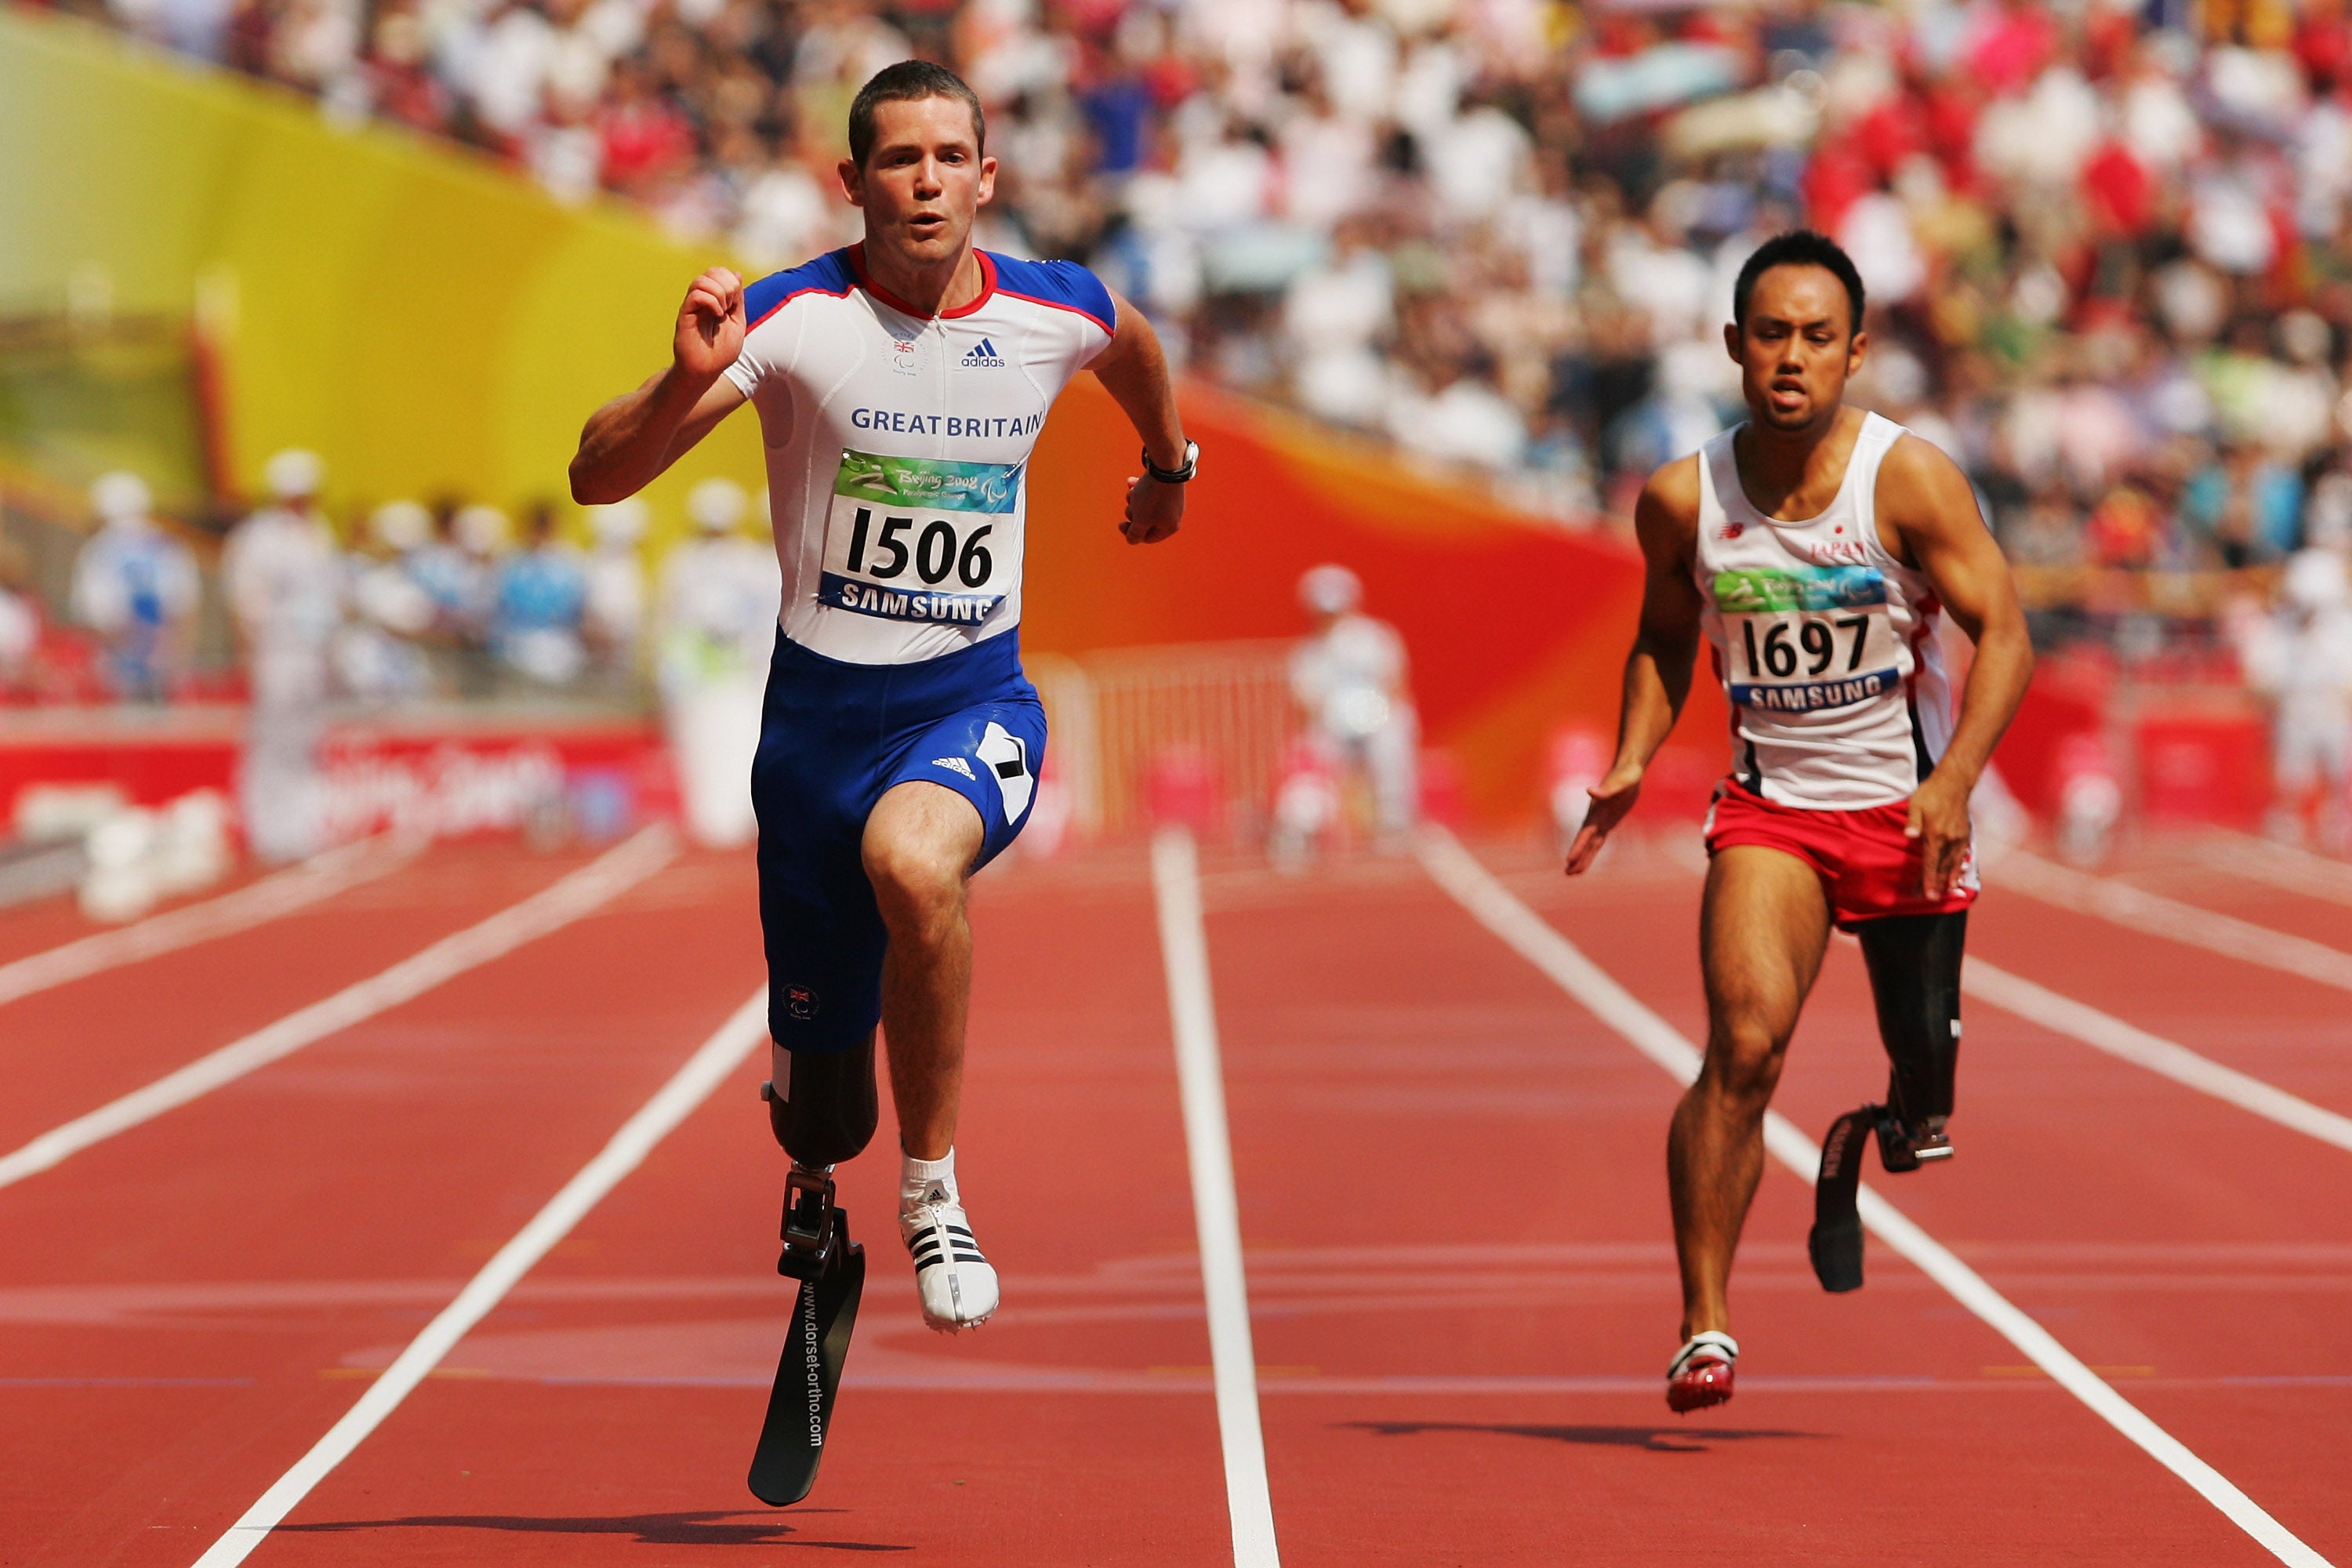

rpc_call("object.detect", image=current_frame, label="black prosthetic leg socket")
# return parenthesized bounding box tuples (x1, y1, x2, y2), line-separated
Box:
(762, 1035, 878, 1168)
(1858, 910, 1967, 1163)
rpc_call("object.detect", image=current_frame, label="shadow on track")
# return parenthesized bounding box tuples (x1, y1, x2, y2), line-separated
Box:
(1348, 1421, 1824, 1454)
(277, 1509, 910, 1549)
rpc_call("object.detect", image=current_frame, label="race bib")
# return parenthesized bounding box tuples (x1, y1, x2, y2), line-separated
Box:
(1716, 566, 1900, 713)
(819, 450, 1019, 625)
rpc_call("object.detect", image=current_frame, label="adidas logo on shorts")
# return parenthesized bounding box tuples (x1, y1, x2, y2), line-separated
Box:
(960, 338, 1007, 369)
(932, 756, 976, 780)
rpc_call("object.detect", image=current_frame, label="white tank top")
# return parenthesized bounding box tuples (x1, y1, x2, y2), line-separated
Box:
(1693, 412, 1955, 808)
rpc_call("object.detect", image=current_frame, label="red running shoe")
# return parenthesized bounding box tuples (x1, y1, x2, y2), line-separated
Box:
(1666, 1331, 1738, 1414)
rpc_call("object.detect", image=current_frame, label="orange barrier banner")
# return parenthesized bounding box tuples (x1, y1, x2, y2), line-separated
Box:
(1025, 380, 1731, 824)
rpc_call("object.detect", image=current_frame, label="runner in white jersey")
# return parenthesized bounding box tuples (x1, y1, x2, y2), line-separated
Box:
(568, 61, 1192, 1381)
(1563, 232, 2033, 1414)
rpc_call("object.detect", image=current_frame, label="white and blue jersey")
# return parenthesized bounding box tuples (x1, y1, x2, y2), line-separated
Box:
(724, 245, 1114, 1051)
(723, 245, 1115, 666)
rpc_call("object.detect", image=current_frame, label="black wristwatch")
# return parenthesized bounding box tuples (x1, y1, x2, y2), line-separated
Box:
(1142, 440, 1200, 484)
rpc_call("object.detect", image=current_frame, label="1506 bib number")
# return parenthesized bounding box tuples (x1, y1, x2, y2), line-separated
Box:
(819, 450, 1019, 626)
(841, 508, 993, 589)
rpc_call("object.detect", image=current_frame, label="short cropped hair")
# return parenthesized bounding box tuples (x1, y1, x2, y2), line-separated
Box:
(848, 60, 985, 169)
(1733, 230, 1866, 336)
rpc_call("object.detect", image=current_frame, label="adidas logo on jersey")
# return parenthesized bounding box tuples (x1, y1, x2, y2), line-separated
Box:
(932, 756, 976, 780)
(961, 338, 1007, 369)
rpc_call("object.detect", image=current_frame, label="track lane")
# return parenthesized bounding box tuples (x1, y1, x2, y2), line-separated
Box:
(1191, 844, 2285, 1566)
(1491, 838, 2352, 1563)
(231, 847, 1235, 1566)
(0, 847, 768, 1568)
(0, 841, 643, 1155)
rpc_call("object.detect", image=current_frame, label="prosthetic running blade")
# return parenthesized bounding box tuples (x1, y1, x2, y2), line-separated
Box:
(749, 1172, 864, 1507)
(1809, 1103, 1955, 1292)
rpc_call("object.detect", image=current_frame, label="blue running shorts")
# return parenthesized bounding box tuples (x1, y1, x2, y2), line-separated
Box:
(751, 628, 1047, 1054)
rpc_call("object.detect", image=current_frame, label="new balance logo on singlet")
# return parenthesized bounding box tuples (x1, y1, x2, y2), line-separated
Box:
(961, 339, 1007, 368)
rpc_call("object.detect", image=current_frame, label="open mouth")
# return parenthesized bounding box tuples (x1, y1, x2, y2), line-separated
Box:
(908, 212, 947, 240)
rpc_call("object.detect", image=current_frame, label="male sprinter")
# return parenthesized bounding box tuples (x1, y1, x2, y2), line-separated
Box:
(569, 60, 1192, 1408)
(1564, 230, 2031, 1414)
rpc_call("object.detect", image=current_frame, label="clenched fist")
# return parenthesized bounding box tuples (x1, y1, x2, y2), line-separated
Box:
(675, 267, 746, 381)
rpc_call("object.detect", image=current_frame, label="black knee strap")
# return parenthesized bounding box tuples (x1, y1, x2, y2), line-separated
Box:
(1856, 910, 1966, 1127)
(764, 1036, 878, 1168)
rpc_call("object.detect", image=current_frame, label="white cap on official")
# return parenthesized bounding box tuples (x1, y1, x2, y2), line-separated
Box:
(90, 470, 152, 524)
(588, 496, 649, 545)
(264, 448, 325, 501)
(370, 500, 433, 552)
(688, 477, 747, 534)
(1299, 563, 1363, 617)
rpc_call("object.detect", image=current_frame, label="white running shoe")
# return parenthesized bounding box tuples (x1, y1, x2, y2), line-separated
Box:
(901, 1185, 999, 1332)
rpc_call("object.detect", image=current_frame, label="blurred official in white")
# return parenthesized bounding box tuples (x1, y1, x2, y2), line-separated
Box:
(71, 471, 200, 702)
(1284, 563, 1418, 845)
(658, 477, 780, 848)
(221, 450, 343, 862)
(2238, 547, 2352, 850)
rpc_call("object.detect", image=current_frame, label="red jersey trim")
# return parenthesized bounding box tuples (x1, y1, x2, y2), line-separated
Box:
(846, 245, 1000, 320)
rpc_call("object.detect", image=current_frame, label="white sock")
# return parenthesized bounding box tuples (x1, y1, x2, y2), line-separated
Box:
(902, 1149, 957, 1207)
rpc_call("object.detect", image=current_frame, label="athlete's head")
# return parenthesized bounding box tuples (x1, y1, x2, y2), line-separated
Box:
(841, 62, 995, 270)
(1726, 230, 1867, 434)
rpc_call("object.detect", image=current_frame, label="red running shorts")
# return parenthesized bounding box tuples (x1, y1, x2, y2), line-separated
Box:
(1701, 779, 1978, 930)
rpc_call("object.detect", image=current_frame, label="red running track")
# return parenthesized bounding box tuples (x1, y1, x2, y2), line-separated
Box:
(0, 829, 2346, 1565)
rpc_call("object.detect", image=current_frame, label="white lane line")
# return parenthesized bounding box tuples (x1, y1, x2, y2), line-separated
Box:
(1996, 849, 2352, 994)
(1962, 959, 2352, 1156)
(1415, 828, 2332, 1568)
(2192, 832, 2352, 910)
(190, 988, 768, 1568)
(0, 826, 676, 1195)
(1150, 827, 1281, 1568)
(0, 833, 424, 1011)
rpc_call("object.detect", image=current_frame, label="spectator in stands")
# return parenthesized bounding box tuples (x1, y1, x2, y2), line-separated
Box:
(0, 528, 38, 700)
(70, 471, 201, 703)
(582, 496, 649, 682)
(492, 500, 590, 685)
(656, 477, 779, 848)
(221, 449, 343, 862)
(334, 499, 436, 702)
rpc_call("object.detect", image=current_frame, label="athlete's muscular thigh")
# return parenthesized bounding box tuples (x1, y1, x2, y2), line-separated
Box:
(1699, 846, 1833, 1095)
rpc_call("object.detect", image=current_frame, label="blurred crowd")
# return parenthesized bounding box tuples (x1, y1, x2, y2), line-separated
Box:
(17, 0, 2352, 836)
(48, 0, 2352, 573)
(0, 455, 781, 715)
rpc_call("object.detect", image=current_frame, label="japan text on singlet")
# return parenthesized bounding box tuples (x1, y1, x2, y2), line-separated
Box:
(722, 245, 1116, 665)
(1693, 412, 1955, 808)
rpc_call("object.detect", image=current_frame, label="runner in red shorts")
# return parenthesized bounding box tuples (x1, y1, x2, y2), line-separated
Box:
(1565, 230, 2034, 1414)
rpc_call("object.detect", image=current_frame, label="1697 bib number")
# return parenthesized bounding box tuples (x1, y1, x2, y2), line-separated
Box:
(1716, 565, 1900, 714)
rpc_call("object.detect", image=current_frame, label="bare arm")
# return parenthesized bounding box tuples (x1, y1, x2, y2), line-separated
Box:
(1089, 289, 1189, 545)
(570, 267, 751, 505)
(1877, 434, 2034, 893)
(1566, 458, 1706, 874)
